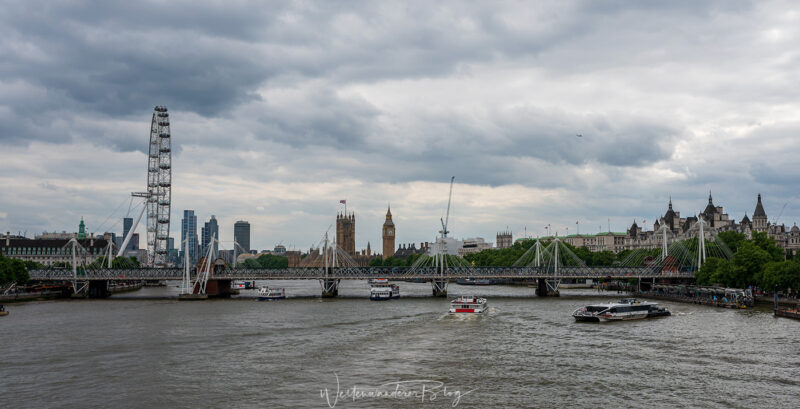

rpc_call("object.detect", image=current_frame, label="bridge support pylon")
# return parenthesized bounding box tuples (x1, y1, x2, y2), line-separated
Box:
(88, 280, 111, 298)
(321, 279, 339, 298)
(431, 280, 447, 297)
(205, 279, 234, 298)
(535, 278, 560, 297)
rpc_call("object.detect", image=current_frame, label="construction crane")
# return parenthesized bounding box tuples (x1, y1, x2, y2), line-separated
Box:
(439, 176, 455, 238)
(772, 202, 788, 225)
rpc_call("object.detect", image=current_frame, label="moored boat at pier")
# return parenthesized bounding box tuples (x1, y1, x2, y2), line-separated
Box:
(233, 280, 255, 290)
(456, 278, 495, 285)
(773, 293, 800, 320)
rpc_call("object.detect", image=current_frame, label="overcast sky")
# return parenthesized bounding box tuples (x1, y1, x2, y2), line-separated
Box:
(1, 0, 799, 252)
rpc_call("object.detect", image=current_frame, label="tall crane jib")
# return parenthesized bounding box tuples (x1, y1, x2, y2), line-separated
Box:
(440, 176, 455, 238)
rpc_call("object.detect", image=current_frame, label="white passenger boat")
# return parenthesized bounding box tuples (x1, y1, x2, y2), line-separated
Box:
(448, 296, 488, 314)
(257, 286, 286, 301)
(370, 279, 400, 301)
(572, 298, 670, 322)
(233, 280, 255, 290)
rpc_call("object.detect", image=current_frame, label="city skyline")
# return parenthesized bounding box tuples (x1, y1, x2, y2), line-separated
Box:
(2, 2, 800, 251)
(15, 190, 794, 256)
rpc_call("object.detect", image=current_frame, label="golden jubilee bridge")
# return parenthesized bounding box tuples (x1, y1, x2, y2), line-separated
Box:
(27, 265, 694, 299)
(27, 227, 718, 299)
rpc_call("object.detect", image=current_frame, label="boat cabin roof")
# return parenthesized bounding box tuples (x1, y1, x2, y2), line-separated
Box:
(451, 296, 485, 304)
(583, 300, 657, 309)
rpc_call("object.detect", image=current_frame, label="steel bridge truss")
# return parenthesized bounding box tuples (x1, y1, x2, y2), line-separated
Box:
(29, 266, 694, 281)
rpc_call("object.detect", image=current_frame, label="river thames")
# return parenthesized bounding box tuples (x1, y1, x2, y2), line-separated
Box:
(3, 281, 799, 408)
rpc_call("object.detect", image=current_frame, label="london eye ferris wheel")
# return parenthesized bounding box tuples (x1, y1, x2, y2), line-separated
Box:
(146, 106, 172, 266)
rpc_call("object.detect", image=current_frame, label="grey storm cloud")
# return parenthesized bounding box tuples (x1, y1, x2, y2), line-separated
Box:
(0, 0, 745, 121)
(3, 0, 800, 246)
(0, 0, 754, 151)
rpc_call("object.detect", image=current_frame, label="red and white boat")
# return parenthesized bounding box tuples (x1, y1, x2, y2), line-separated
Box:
(449, 296, 488, 314)
(369, 278, 400, 301)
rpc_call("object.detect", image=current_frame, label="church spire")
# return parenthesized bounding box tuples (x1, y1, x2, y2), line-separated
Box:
(753, 193, 766, 217)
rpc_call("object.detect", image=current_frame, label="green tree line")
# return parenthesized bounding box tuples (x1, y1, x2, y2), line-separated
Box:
(0, 254, 31, 284)
(86, 256, 141, 269)
(461, 231, 798, 291)
(238, 254, 289, 269)
(463, 239, 624, 267)
(696, 231, 799, 290)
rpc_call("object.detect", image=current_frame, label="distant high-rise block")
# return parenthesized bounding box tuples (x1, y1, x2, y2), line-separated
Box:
(182, 210, 198, 265)
(202, 215, 219, 257)
(234, 220, 250, 254)
(122, 217, 133, 252)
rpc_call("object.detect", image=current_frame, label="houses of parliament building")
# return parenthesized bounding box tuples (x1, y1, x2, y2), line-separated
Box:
(327, 206, 398, 266)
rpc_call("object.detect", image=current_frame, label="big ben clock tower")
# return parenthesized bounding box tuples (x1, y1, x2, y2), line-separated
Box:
(382, 205, 395, 259)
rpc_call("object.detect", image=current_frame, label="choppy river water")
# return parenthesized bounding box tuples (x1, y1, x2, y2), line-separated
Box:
(3, 281, 799, 408)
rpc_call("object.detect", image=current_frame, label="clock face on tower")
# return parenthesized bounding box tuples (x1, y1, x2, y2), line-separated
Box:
(387, 229, 393, 235)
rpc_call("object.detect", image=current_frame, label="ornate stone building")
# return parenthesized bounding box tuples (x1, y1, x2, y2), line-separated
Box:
(788, 224, 800, 255)
(1, 234, 110, 266)
(394, 242, 430, 259)
(621, 193, 798, 254)
(496, 231, 513, 249)
(699, 193, 733, 229)
(654, 198, 685, 234)
(752, 194, 768, 232)
(336, 212, 355, 255)
(563, 232, 627, 253)
(382, 206, 395, 260)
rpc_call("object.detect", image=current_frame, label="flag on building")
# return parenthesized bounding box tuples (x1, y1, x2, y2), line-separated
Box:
(339, 200, 346, 204)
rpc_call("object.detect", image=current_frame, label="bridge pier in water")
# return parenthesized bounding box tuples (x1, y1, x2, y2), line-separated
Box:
(88, 281, 111, 298)
(178, 279, 234, 300)
(431, 280, 447, 297)
(69, 280, 110, 298)
(535, 278, 560, 297)
(205, 279, 234, 298)
(321, 279, 339, 298)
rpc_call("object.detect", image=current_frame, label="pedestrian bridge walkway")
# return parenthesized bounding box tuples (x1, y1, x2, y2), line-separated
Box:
(29, 266, 695, 281)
